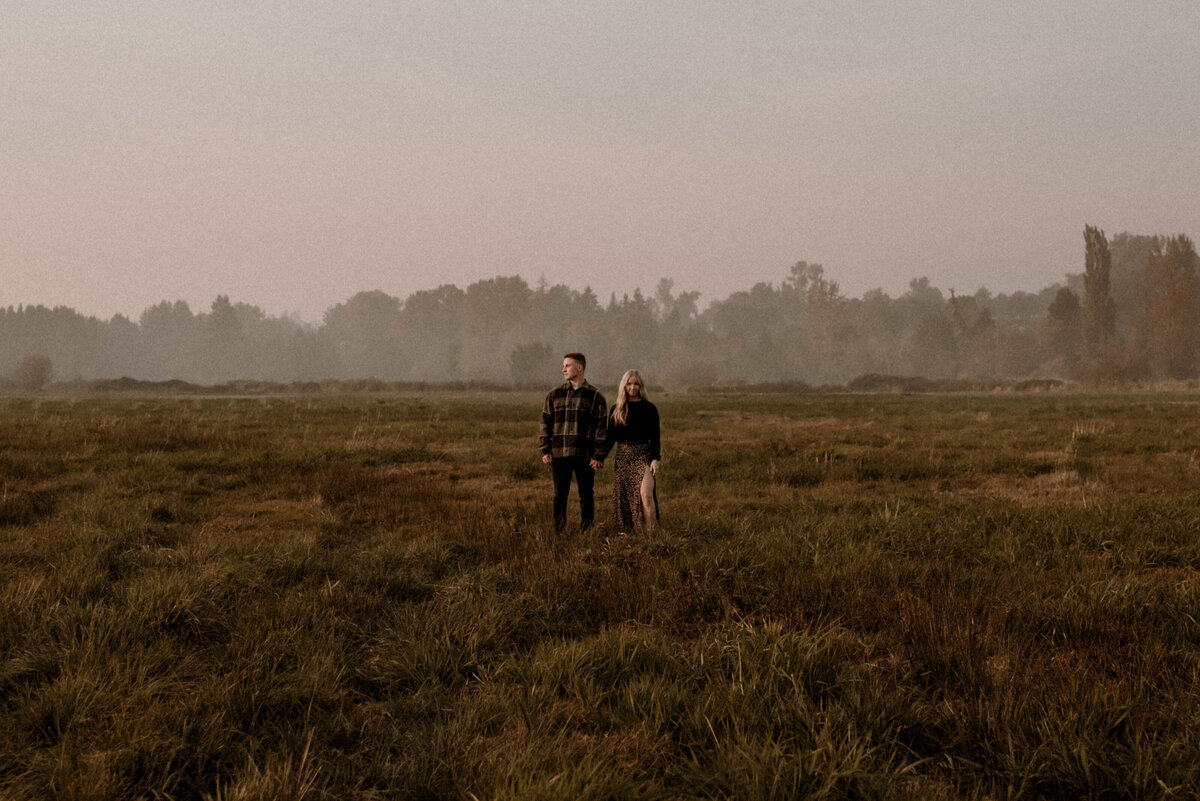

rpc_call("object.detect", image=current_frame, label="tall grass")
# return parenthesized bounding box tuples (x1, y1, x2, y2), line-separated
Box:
(2, 391, 1200, 798)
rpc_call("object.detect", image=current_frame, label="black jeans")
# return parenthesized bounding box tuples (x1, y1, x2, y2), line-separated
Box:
(551, 456, 595, 533)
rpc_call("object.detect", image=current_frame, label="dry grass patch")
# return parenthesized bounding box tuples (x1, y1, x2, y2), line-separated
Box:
(5, 391, 1200, 799)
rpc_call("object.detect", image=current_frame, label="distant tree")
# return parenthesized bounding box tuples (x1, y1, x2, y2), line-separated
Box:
(102, 313, 143, 377)
(606, 288, 661, 376)
(12, 354, 53, 390)
(204, 295, 244, 382)
(653, 278, 675, 320)
(396, 284, 465, 380)
(947, 289, 969, 333)
(895, 277, 947, 335)
(1083, 225, 1116, 352)
(1106, 232, 1157, 338)
(509, 342, 555, 385)
(994, 328, 1043, 378)
(651, 277, 700, 324)
(578, 286, 601, 313)
(784, 261, 841, 306)
(140, 300, 200, 380)
(908, 313, 957, 378)
(703, 282, 789, 381)
(1044, 287, 1082, 372)
(323, 290, 405, 378)
(459, 276, 533, 380)
(963, 307, 997, 378)
(279, 325, 342, 381)
(648, 277, 704, 381)
(1144, 234, 1200, 379)
(904, 277, 944, 306)
(858, 287, 902, 339)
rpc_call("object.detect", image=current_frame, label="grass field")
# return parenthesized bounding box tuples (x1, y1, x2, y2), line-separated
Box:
(3, 390, 1200, 800)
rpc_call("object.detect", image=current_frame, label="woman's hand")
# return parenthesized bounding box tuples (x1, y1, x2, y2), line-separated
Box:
(649, 459, 660, 475)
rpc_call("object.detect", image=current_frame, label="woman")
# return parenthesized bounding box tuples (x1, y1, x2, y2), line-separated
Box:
(607, 369, 661, 531)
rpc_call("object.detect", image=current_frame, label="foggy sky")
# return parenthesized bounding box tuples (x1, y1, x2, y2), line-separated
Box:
(4, 2, 1199, 323)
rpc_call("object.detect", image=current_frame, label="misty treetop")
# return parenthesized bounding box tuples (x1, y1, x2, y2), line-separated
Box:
(3, 228, 1197, 388)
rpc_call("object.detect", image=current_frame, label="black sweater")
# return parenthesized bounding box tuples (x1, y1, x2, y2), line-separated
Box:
(606, 399, 661, 462)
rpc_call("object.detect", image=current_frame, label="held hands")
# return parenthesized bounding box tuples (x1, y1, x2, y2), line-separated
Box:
(540, 454, 604, 470)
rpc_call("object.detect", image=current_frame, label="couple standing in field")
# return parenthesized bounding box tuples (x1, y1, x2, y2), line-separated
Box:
(538, 352, 661, 534)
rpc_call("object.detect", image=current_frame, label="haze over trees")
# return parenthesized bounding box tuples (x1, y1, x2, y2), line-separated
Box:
(2, 229, 1197, 388)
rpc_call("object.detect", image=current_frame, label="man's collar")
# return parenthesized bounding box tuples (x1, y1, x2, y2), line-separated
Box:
(565, 379, 589, 390)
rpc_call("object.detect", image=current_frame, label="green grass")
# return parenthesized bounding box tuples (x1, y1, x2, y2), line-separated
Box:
(3, 391, 1200, 799)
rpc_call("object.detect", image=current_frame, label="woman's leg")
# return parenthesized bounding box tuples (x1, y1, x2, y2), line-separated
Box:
(639, 464, 657, 531)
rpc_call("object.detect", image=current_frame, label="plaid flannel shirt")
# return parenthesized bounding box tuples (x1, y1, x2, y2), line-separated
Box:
(539, 380, 609, 461)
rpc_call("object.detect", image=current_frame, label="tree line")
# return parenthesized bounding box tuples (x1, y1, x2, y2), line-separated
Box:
(3, 228, 1197, 389)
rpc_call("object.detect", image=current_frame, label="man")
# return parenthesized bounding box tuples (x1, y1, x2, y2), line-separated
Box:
(539, 352, 608, 533)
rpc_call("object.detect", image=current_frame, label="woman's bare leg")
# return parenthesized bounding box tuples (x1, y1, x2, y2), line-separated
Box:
(639, 466, 657, 531)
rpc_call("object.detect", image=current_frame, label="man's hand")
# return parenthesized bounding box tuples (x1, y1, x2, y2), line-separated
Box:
(542, 454, 553, 465)
(589, 459, 603, 471)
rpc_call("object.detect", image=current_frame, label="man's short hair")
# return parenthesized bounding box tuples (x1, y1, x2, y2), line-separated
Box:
(564, 352, 586, 370)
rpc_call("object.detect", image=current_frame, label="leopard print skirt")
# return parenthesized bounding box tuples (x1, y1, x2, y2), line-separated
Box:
(612, 442, 652, 531)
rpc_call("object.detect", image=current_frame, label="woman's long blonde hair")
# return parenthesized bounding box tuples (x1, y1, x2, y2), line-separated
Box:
(612, 369, 648, 425)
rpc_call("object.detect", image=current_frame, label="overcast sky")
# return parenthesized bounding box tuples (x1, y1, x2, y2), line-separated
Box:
(4, 2, 1198, 322)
